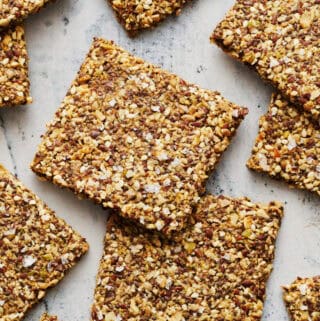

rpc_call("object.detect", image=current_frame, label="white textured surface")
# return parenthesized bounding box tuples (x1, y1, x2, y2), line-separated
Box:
(0, 1, 319, 320)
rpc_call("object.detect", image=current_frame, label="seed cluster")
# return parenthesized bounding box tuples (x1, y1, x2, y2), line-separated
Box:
(0, 164, 88, 321)
(40, 314, 59, 321)
(212, 0, 320, 121)
(247, 94, 320, 196)
(92, 195, 283, 321)
(31, 38, 247, 236)
(109, 0, 191, 35)
(0, 0, 53, 29)
(0, 25, 31, 108)
(283, 276, 320, 321)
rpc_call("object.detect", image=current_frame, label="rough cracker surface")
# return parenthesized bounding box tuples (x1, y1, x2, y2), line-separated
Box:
(0, 164, 89, 321)
(247, 94, 320, 196)
(108, 0, 190, 35)
(31, 38, 247, 236)
(283, 276, 320, 321)
(0, 25, 32, 108)
(91, 195, 283, 321)
(211, 0, 320, 121)
(0, 0, 53, 29)
(40, 313, 59, 321)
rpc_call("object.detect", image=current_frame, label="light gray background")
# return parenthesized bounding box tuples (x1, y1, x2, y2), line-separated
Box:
(0, 1, 319, 320)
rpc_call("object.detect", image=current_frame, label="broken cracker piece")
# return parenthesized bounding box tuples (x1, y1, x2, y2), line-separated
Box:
(247, 94, 320, 196)
(283, 276, 320, 321)
(0, 164, 88, 321)
(0, 0, 53, 29)
(109, 0, 191, 35)
(40, 314, 59, 321)
(0, 25, 32, 108)
(31, 38, 247, 236)
(212, 0, 320, 121)
(91, 195, 283, 320)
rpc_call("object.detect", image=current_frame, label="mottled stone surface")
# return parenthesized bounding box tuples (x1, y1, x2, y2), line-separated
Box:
(0, 1, 319, 320)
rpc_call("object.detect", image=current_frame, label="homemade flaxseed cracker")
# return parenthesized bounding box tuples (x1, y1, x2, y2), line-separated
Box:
(40, 314, 59, 321)
(283, 276, 320, 321)
(0, 0, 53, 29)
(91, 195, 283, 321)
(0, 25, 31, 108)
(0, 164, 89, 320)
(247, 94, 320, 196)
(31, 38, 247, 235)
(108, 0, 191, 35)
(211, 0, 320, 121)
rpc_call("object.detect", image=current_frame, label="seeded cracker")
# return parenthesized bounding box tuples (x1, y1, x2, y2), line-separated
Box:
(247, 94, 320, 196)
(108, 0, 191, 35)
(0, 164, 88, 320)
(40, 314, 59, 321)
(31, 38, 247, 235)
(91, 195, 283, 321)
(283, 276, 320, 321)
(0, 25, 31, 108)
(0, 0, 53, 29)
(211, 0, 320, 121)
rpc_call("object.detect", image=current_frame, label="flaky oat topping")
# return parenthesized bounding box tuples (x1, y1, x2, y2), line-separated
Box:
(92, 195, 283, 321)
(0, 0, 53, 29)
(0, 164, 88, 321)
(31, 38, 247, 235)
(247, 94, 320, 196)
(212, 0, 320, 121)
(108, 0, 191, 35)
(40, 313, 59, 321)
(283, 276, 320, 321)
(0, 25, 32, 108)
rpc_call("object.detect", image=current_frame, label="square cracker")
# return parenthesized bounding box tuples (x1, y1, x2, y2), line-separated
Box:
(283, 276, 320, 321)
(247, 94, 320, 196)
(31, 38, 247, 235)
(0, 25, 32, 108)
(40, 314, 59, 321)
(0, 0, 53, 29)
(211, 0, 320, 121)
(0, 164, 88, 321)
(91, 195, 283, 321)
(108, 0, 191, 35)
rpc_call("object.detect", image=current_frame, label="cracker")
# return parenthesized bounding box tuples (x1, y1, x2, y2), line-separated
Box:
(0, 164, 89, 320)
(0, 0, 53, 29)
(91, 195, 283, 320)
(0, 25, 32, 108)
(283, 276, 320, 321)
(108, 0, 190, 35)
(247, 94, 320, 196)
(211, 0, 320, 121)
(31, 38, 247, 235)
(40, 314, 59, 321)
